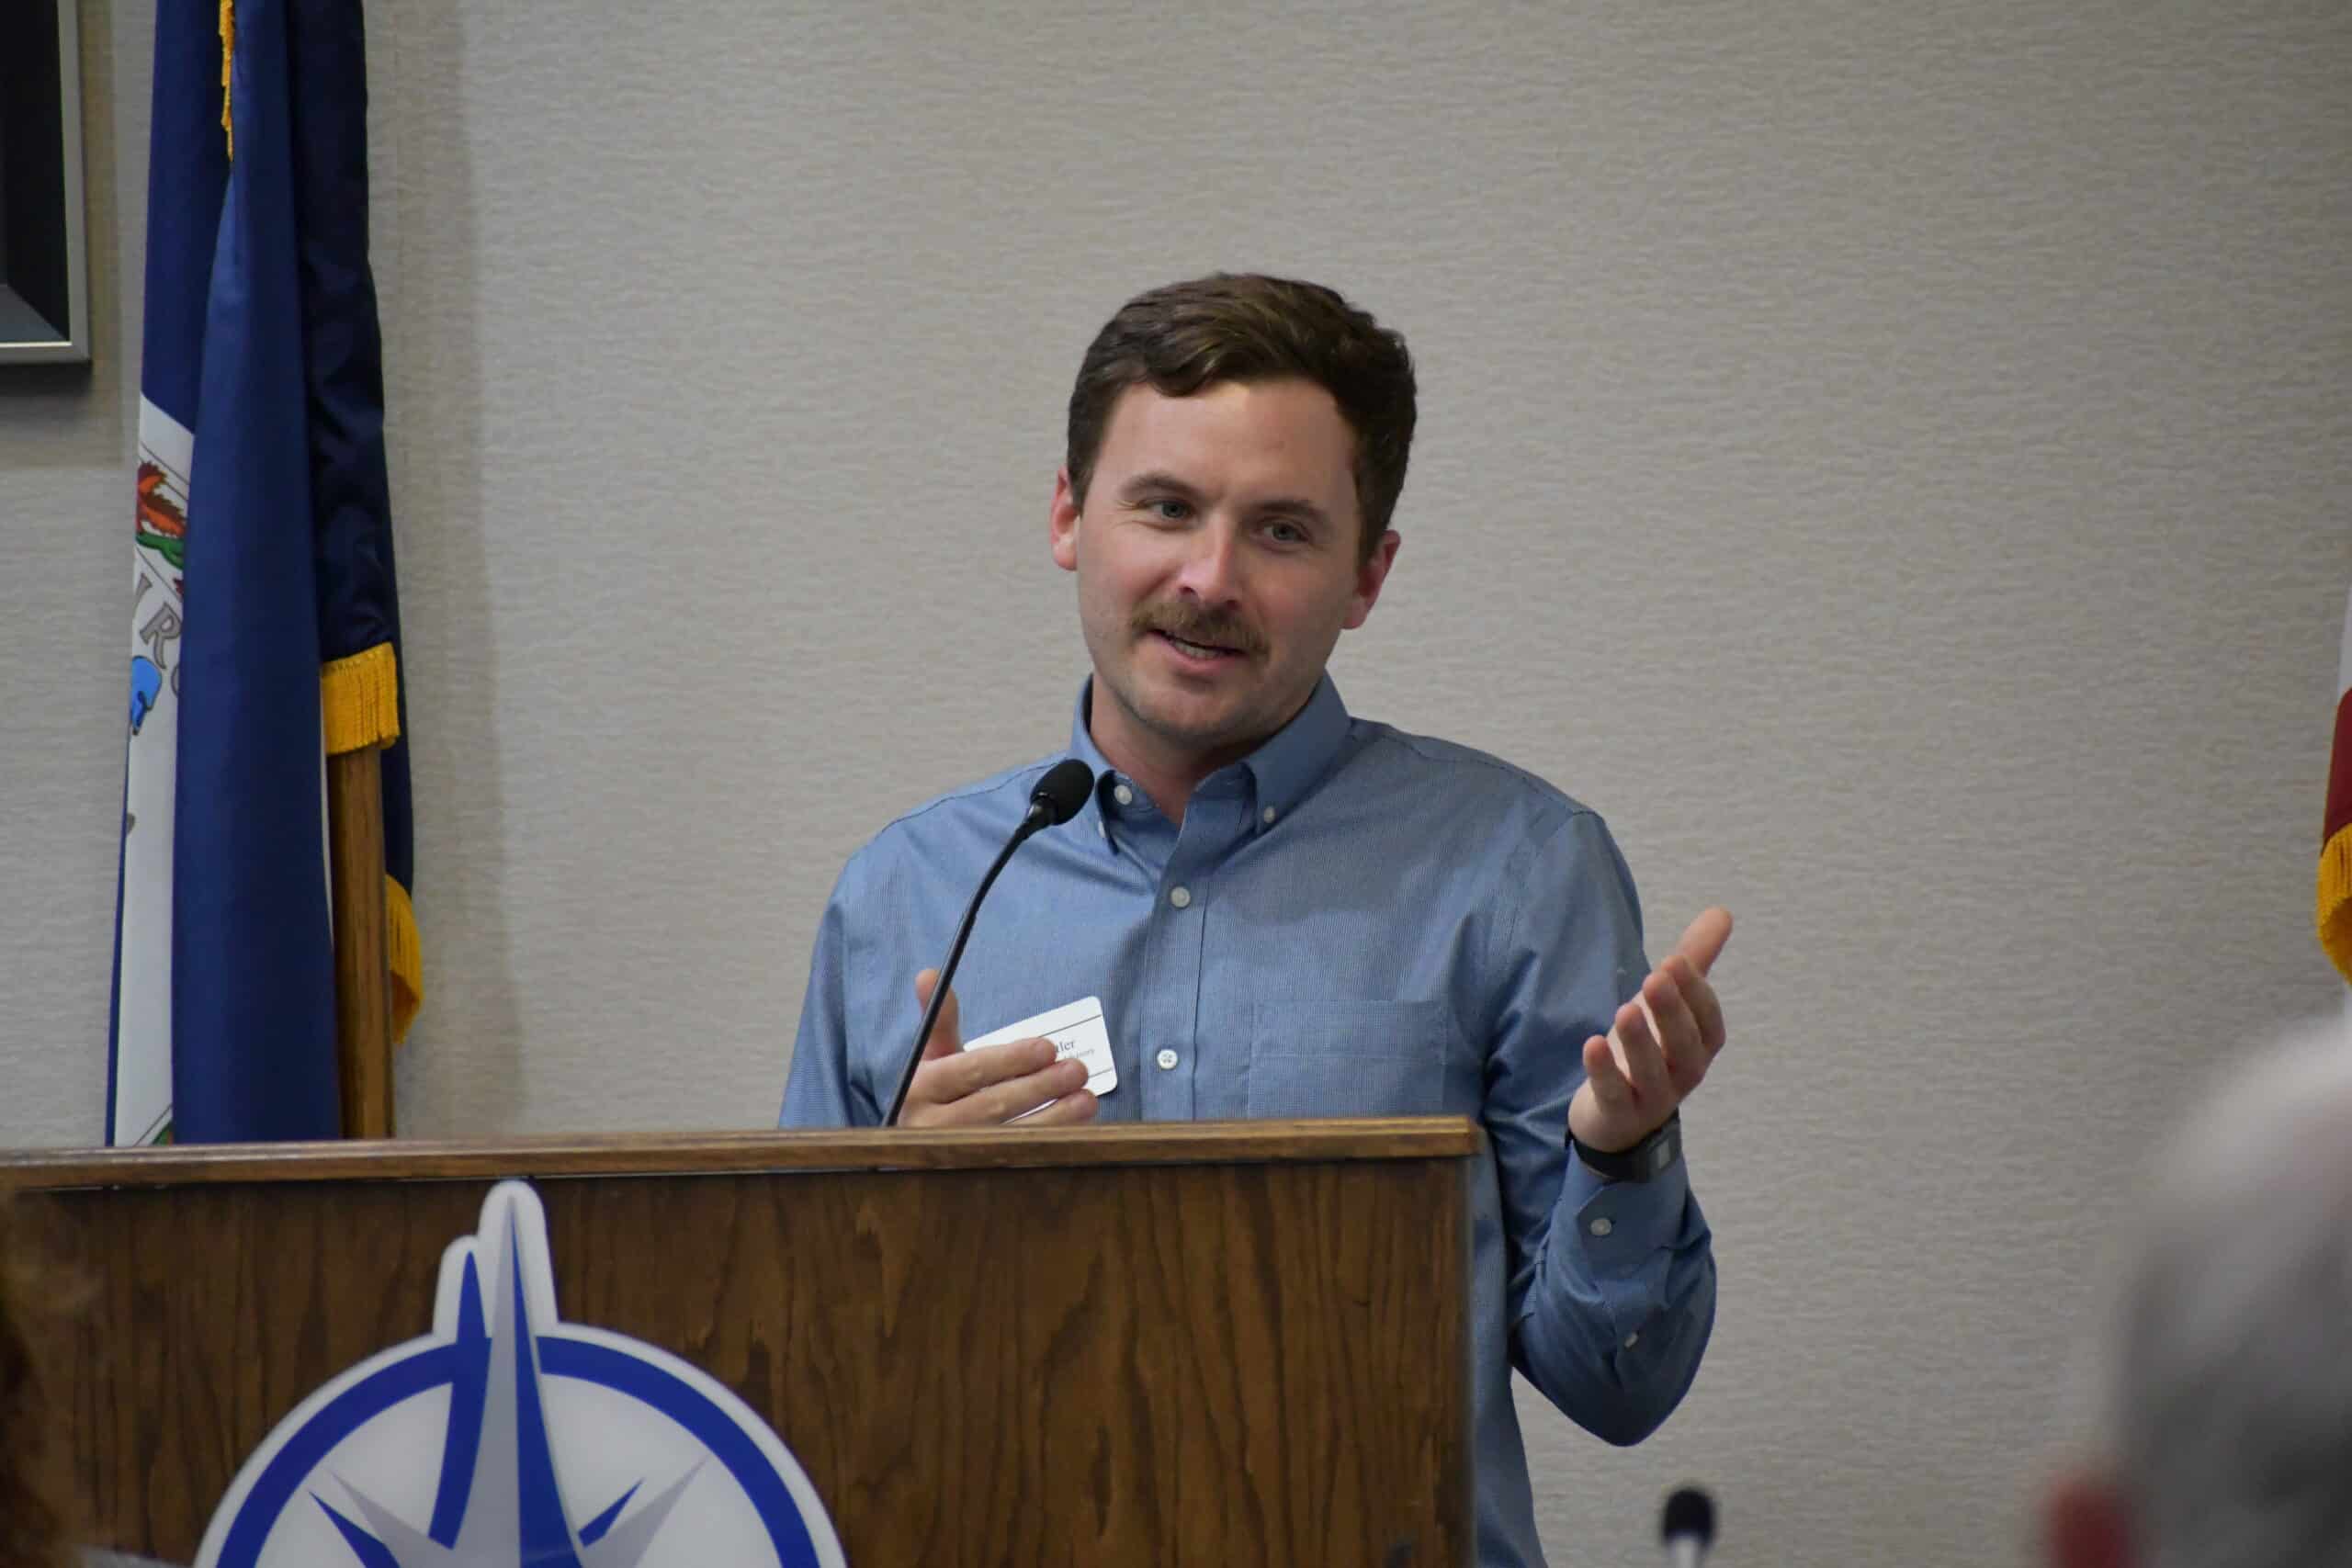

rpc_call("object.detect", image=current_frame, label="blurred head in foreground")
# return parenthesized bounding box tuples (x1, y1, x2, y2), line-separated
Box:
(0, 1199, 73, 1568)
(2045, 1010, 2352, 1568)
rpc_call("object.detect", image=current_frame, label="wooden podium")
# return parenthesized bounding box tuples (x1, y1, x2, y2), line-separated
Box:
(0, 1119, 1480, 1565)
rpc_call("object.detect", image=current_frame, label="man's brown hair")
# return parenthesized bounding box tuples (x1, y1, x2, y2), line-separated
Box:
(1064, 273, 1418, 562)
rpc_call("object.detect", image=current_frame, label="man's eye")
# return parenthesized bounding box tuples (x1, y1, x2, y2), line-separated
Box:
(1147, 499, 1192, 522)
(1265, 520, 1306, 544)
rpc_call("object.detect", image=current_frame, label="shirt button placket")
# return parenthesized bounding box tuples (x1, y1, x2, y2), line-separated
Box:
(1155, 791, 1242, 1123)
(1154, 869, 1204, 1121)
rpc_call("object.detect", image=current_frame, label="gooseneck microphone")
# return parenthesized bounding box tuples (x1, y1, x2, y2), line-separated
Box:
(884, 758, 1097, 1126)
(1660, 1485, 1716, 1568)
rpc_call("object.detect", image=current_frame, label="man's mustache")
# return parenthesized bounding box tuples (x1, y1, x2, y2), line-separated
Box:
(1128, 603, 1265, 656)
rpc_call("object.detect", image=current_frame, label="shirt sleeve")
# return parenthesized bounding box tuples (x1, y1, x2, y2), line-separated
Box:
(778, 860, 878, 1128)
(1483, 805, 1717, 1446)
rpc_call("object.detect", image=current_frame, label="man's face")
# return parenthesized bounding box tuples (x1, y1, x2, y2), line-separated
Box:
(1049, 378, 1397, 783)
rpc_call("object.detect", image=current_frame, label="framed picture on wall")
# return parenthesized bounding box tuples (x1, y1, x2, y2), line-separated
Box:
(1, 0, 90, 366)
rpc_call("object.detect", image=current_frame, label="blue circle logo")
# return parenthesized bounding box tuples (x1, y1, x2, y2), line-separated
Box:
(195, 1181, 846, 1568)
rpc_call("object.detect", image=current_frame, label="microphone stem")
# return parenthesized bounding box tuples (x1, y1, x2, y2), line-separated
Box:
(883, 812, 1044, 1126)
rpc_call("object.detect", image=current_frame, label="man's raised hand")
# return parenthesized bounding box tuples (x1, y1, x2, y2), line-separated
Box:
(1566, 908, 1733, 1155)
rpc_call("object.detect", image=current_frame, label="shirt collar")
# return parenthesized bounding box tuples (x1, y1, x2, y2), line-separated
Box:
(1230, 673, 1351, 825)
(1063, 684, 1126, 855)
(1062, 673, 1353, 849)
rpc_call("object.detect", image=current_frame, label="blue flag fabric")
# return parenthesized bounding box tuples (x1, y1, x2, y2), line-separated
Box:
(173, 0, 343, 1142)
(284, 0, 418, 1029)
(110, 0, 416, 1145)
(137, 2, 228, 431)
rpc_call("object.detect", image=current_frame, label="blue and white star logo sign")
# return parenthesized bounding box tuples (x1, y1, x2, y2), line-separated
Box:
(195, 1180, 847, 1568)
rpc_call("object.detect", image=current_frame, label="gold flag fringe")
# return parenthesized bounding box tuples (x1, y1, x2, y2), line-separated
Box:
(218, 0, 236, 159)
(388, 874, 423, 1044)
(2320, 824, 2352, 986)
(321, 643, 401, 755)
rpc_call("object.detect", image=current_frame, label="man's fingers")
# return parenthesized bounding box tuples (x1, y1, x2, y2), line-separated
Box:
(1581, 1033, 1632, 1109)
(904, 1040, 1088, 1127)
(1662, 953, 1727, 1057)
(1642, 971, 1709, 1095)
(1670, 907, 1734, 978)
(913, 969, 963, 1062)
(1013, 1086, 1100, 1127)
(967, 1056, 1090, 1124)
(1613, 997, 1673, 1105)
(924, 1036, 1059, 1104)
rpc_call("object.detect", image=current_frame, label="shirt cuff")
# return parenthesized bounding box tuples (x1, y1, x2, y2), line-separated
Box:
(1562, 1146, 1692, 1274)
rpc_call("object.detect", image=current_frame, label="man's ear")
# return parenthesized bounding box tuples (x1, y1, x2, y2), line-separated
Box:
(1049, 468, 1081, 573)
(2041, 1469, 2132, 1568)
(1342, 528, 1401, 630)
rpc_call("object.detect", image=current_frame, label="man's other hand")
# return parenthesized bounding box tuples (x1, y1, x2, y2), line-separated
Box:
(1566, 908, 1733, 1155)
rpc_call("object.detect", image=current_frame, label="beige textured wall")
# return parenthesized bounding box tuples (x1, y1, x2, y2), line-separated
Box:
(4, 4, 2348, 1564)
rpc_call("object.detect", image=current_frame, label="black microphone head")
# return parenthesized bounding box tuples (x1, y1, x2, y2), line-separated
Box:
(1026, 759, 1097, 827)
(1661, 1486, 1715, 1546)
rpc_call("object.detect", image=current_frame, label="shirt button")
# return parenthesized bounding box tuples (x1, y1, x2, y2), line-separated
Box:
(1155, 1048, 1179, 1070)
(1261, 807, 1278, 825)
(1169, 886, 1192, 908)
(1113, 784, 1135, 806)
(1589, 1216, 1614, 1238)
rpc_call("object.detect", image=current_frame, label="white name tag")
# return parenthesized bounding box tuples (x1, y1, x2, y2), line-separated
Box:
(965, 996, 1118, 1120)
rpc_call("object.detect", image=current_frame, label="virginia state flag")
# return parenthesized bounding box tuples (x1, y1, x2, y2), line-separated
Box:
(108, 0, 419, 1145)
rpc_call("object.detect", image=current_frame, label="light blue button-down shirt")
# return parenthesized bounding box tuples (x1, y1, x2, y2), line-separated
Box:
(781, 676, 1715, 1567)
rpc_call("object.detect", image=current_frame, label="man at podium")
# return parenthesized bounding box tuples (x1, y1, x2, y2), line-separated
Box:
(781, 273, 1729, 1568)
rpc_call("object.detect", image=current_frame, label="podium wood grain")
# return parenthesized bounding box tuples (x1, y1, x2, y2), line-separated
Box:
(4, 1122, 1478, 1565)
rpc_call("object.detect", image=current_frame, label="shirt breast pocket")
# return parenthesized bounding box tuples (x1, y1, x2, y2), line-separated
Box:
(1245, 998, 1454, 1119)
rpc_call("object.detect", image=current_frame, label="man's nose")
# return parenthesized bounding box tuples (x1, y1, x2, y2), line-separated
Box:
(1171, 521, 1243, 604)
